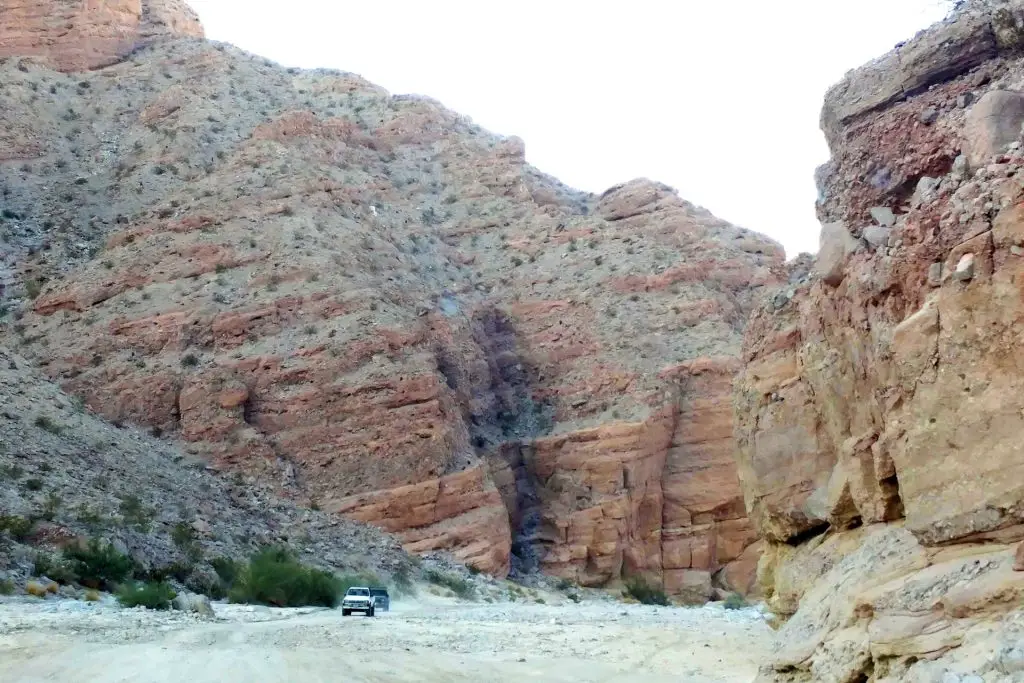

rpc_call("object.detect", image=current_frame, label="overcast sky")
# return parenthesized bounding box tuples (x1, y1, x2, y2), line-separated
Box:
(187, 0, 949, 258)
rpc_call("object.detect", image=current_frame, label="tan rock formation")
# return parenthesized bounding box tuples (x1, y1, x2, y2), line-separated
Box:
(737, 2, 1024, 679)
(0, 0, 203, 72)
(0, 13, 781, 590)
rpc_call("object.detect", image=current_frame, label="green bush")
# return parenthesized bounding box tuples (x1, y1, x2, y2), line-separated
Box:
(390, 560, 416, 595)
(555, 577, 574, 592)
(622, 576, 669, 606)
(424, 568, 475, 600)
(210, 556, 243, 587)
(171, 522, 202, 561)
(34, 415, 62, 434)
(0, 579, 14, 595)
(117, 581, 176, 610)
(33, 553, 78, 584)
(336, 571, 382, 595)
(0, 515, 33, 541)
(723, 593, 748, 610)
(118, 495, 154, 532)
(228, 547, 340, 608)
(63, 538, 134, 590)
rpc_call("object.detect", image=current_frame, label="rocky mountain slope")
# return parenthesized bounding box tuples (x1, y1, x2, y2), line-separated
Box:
(0, 344, 411, 592)
(736, 2, 1024, 680)
(0, 0, 784, 599)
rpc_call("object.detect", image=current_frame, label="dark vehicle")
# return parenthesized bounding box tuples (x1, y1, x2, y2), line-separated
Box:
(369, 587, 390, 612)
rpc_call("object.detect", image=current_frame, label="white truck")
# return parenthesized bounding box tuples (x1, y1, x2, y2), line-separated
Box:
(341, 587, 376, 617)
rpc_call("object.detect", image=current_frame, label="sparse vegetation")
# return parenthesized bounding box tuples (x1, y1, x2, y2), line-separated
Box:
(119, 495, 154, 531)
(228, 547, 341, 608)
(0, 515, 33, 541)
(171, 522, 203, 561)
(33, 553, 77, 584)
(723, 593, 748, 610)
(0, 579, 14, 595)
(425, 569, 476, 600)
(622, 576, 669, 606)
(180, 353, 199, 368)
(25, 581, 52, 598)
(117, 581, 176, 610)
(63, 538, 134, 591)
(210, 556, 243, 587)
(41, 492, 62, 521)
(34, 415, 62, 434)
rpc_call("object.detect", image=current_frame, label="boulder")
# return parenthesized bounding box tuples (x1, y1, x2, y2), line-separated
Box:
(963, 90, 1024, 169)
(172, 592, 215, 617)
(814, 222, 860, 287)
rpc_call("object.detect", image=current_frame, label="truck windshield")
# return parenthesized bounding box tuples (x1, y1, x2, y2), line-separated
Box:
(347, 588, 369, 596)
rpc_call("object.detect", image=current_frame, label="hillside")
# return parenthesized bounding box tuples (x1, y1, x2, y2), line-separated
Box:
(0, 0, 784, 599)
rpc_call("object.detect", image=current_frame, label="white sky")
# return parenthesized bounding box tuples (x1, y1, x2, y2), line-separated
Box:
(187, 0, 949, 258)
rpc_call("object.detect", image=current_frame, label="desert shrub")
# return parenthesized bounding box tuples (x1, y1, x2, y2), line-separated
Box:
(117, 581, 175, 610)
(567, 592, 581, 604)
(187, 573, 227, 600)
(41, 492, 62, 521)
(63, 538, 134, 590)
(33, 553, 77, 584)
(723, 593, 748, 610)
(622, 576, 669, 606)
(0, 515, 33, 541)
(119, 495, 154, 531)
(424, 568, 475, 600)
(555, 577, 574, 592)
(0, 579, 14, 595)
(210, 556, 242, 587)
(33, 415, 62, 433)
(336, 571, 382, 595)
(84, 589, 100, 602)
(228, 547, 340, 608)
(171, 522, 202, 561)
(389, 560, 417, 595)
(25, 581, 49, 598)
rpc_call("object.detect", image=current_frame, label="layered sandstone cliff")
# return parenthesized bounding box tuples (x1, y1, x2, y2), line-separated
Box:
(0, 0, 203, 72)
(0, 2, 783, 597)
(736, 2, 1024, 679)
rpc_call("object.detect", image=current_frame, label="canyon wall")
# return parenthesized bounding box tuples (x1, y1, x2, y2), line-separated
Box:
(736, 2, 1024, 680)
(0, 2, 782, 596)
(0, 0, 203, 72)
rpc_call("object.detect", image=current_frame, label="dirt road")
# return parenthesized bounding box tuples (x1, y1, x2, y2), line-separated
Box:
(0, 595, 773, 682)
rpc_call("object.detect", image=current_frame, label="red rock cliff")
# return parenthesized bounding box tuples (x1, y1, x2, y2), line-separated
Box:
(0, 0, 203, 72)
(735, 2, 1024, 679)
(0, 22, 780, 595)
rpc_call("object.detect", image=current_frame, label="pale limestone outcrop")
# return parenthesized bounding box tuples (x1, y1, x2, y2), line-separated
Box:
(737, 2, 1024, 679)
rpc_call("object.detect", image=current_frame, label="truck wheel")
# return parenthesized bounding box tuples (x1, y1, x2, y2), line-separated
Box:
(342, 609, 350, 616)
(367, 607, 375, 617)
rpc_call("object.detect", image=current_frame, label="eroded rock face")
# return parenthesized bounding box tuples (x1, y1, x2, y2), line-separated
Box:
(0, 0, 203, 72)
(0, 25, 782, 590)
(738, 2, 1024, 679)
